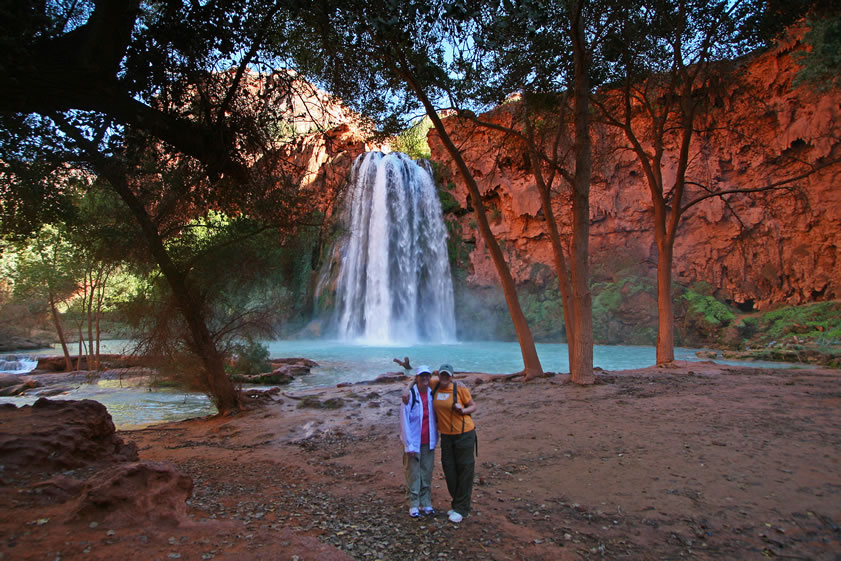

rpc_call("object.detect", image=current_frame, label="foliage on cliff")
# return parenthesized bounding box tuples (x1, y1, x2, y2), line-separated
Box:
(795, 16, 841, 91)
(721, 301, 841, 367)
(393, 117, 433, 160)
(754, 301, 841, 344)
(682, 282, 737, 340)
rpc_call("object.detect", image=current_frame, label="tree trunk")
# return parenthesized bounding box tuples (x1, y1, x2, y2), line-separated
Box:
(86, 270, 95, 371)
(444, 130, 543, 379)
(528, 143, 576, 369)
(568, 1, 595, 384)
(94, 266, 111, 371)
(107, 173, 241, 413)
(48, 289, 73, 371)
(95, 280, 102, 371)
(76, 322, 85, 371)
(393, 57, 544, 380)
(655, 231, 676, 364)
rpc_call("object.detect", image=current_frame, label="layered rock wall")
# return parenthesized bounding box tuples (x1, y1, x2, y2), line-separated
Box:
(428, 33, 841, 311)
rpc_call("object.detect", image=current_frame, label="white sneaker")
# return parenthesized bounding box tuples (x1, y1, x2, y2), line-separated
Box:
(422, 506, 435, 515)
(409, 507, 420, 518)
(447, 509, 455, 516)
(448, 511, 463, 523)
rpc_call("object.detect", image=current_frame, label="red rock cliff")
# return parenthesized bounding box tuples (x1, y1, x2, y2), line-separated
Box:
(428, 33, 841, 311)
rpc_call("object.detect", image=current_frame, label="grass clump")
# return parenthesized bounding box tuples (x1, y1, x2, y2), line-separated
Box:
(591, 276, 656, 344)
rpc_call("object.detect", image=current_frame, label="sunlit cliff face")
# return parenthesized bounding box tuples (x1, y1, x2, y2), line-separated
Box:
(425, 31, 841, 312)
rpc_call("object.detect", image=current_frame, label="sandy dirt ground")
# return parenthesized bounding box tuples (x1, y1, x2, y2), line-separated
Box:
(2, 361, 840, 561)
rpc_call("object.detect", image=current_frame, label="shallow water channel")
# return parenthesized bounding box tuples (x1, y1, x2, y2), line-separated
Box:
(1, 339, 795, 429)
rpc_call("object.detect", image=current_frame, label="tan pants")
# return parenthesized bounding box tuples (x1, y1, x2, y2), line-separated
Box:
(403, 444, 435, 508)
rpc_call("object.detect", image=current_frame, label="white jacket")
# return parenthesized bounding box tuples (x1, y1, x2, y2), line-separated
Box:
(400, 384, 438, 453)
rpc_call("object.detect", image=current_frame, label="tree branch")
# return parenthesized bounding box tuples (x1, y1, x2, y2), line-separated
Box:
(681, 159, 840, 213)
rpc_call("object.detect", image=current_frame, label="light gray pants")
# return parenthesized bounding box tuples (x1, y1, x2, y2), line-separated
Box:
(403, 444, 435, 508)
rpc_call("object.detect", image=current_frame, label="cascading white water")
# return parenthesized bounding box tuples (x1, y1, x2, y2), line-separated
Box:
(0, 355, 38, 374)
(328, 151, 456, 344)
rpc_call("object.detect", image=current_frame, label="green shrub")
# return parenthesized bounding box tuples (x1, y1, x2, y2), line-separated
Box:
(519, 285, 564, 341)
(229, 339, 271, 377)
(439, 189, 461, 214)
(593, 282, 623, 313)
(823, 327, 841, 342)
(689, 281, 715, 297)
(445, 219, 472, 268)
(560, 276, 655, 343)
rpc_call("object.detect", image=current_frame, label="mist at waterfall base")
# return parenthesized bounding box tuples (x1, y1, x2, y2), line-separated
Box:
(316, 151, 456, 344)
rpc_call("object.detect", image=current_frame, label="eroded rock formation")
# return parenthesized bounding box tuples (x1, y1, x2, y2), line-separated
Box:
(70, 461, 194, 527)
(0, 398, 138, 474)
(0, 399, 359, 559)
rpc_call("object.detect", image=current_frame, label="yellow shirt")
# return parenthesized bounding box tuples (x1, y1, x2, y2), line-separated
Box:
(432, 380, 475, 435)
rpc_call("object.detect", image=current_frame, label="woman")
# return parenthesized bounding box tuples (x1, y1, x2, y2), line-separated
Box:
(431, 363, 477, 523)
(400, 365, 437, 517)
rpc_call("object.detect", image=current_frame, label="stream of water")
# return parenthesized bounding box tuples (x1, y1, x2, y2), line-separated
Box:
(0, 339, 799, 429)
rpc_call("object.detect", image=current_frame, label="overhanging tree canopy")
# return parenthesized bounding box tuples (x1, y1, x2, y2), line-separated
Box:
(0, 0, 338, 413)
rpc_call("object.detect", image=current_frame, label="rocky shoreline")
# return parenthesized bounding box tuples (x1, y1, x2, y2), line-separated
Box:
(0, 355, 324, 398)
(694, 343, 841, 368)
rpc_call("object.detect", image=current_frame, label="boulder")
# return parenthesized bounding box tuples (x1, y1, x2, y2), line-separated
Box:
(36, 353, 137, 372)
(0, 398, 138, 475)
(37, 355, 73, 371)
(233, 358, 318, 385)
(271, 357, 319, 369)
(356, 372, 409, 385)
(70, 461, 193, 527)
(0, 372, 33, 388)
(29, 474, 86, 504)
(233, 371, 294, 385)
(272, 364, 312, 377)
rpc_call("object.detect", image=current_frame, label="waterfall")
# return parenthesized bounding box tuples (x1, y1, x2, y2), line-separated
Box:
(323, 151, 456, 344)
(0, 355, 38, 374)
